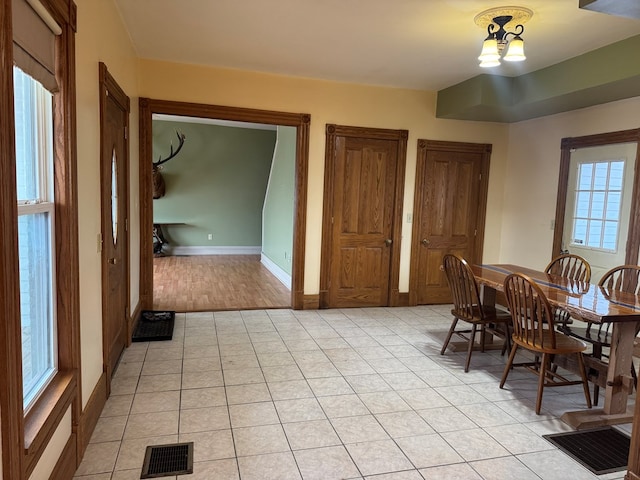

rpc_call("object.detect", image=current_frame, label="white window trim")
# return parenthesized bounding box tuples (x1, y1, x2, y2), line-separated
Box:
(15, 68, 58, 412)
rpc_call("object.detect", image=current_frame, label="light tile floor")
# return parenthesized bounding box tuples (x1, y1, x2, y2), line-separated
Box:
(73, 306, 633, 480)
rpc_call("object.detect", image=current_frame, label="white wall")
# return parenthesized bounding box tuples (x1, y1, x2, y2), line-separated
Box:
(501, 96, 640, 269)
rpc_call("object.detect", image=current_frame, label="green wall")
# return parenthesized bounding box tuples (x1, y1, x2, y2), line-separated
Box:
(152, 120, 277, 248)
(262, 126, 296, 276)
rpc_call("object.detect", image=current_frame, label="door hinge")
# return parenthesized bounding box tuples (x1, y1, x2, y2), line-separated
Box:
(125, 218, 128, 232)
(474, 229, 477, 236)
(331, 216, 334, 225)
(479, 173, 482, 181)
(124, 126, 128, 140)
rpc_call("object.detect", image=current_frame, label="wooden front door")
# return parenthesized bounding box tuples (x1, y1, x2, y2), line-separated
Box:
(99, 63, 130, 387)
(410, 140, 491, 304)
(320, 125, 407, 308)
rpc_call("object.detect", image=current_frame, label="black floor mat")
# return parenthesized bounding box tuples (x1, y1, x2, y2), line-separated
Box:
(543, 426, 630, 475)
(132, 310, 175, 342)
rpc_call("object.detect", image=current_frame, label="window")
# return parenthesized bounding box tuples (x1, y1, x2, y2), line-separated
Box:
(570, 159, 624, 251)
(14, 66, 57, 410)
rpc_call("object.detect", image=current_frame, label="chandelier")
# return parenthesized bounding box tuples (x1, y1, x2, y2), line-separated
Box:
(475, 6, 533, 68)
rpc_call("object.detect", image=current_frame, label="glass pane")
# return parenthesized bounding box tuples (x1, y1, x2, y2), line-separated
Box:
(572, 219, 587, 245)
(578, 163, 593, 190)
(606, 192, 621, 220)
(18, 212, 55, 408)
(587, 220, 603, 247)
(591, 192, 605, 219)
(111, 147, 118, 244)
(14, 67, 40, 201)
(593, 163, 608, 190)
(609, 161, 624, 190)
(575, 192, 591, 217)
(603, 221, 618, 250)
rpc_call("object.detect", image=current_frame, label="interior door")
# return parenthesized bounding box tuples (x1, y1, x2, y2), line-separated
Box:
(410, 140, 491, 304)
(562, 143, 636, 283)
(100, 63, 130, 386)
(321, 125, 407, 308)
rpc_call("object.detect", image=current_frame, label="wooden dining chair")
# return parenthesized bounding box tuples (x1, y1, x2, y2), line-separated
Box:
(545, 253, 591, 282)
(440, 254, 512, 373)
(545, 253, 591, 325)
(500, 273, 592, 414)
(561, 265, 640, 404)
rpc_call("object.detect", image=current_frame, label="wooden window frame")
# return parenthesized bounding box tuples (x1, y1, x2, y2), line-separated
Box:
(0, 0, 80, 478)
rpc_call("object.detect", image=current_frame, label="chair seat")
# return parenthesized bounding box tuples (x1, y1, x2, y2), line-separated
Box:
(451, 305, 511, 324)
(513, 330, 588, 355)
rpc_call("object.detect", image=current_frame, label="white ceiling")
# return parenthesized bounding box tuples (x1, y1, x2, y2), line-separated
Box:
(113, 0, 640, 91)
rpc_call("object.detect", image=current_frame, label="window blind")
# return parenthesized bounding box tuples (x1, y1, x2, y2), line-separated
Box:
(12, 0, 61, 92)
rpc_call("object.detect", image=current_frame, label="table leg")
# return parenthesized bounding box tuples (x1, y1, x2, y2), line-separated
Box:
(561, 321, 637, 429)
(604, 321, 637, 415)
(626, 390, 640, 480)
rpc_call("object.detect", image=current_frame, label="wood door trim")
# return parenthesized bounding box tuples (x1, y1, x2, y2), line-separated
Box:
(138, 98, 311, 310)
(319, 124, 408, 307)
(99, 63, 130, 394)
(552, 128, 640, 264)
(409, 139, 491, 306)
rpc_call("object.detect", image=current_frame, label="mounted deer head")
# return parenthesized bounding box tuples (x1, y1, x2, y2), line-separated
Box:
(153, 130, 186, 199)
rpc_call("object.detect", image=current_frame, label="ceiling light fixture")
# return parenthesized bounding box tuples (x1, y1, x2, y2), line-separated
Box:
(474, 6, 533, 68)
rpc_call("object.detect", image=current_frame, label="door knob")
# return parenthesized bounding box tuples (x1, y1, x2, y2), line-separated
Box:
(385, 238, 393, 246)
(422, 239, 430, 246)
(108, 258, 118, 264)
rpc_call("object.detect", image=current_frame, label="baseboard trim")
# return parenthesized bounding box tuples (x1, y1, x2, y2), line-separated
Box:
(49, 433, 77, 480)
(260, 254, 292, 289)
(302, 294, 320, 310)
(78, 372, 107, 459)
(165, 246, 261, 255)
(396, 292, 410, 307)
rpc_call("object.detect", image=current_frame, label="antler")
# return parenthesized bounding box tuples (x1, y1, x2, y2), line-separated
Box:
(154, 130, 186, 167)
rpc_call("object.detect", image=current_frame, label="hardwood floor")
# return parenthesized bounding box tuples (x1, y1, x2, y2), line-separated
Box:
(152, 254, 291, 312)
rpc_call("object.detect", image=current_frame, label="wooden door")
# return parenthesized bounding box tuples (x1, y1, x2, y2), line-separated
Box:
(410, 140, 491, 304)
(99, 63, 130, 387)
(320, 125, 407, 308)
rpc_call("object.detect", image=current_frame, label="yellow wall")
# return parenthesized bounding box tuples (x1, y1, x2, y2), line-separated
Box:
(18, 0, 640, 477)
(138, 60, 511, 292)
(75, 0, 140, 407)
(502, 96, 640, 269)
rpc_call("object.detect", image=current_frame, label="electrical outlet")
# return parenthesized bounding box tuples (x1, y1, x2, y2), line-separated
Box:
(208, 233, 213, 240)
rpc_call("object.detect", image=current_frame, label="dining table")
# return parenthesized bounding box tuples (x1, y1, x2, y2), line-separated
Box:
(471, 263, 640, 430)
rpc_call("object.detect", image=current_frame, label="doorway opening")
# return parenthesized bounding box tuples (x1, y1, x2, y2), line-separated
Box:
(139, 99, 310, 312)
